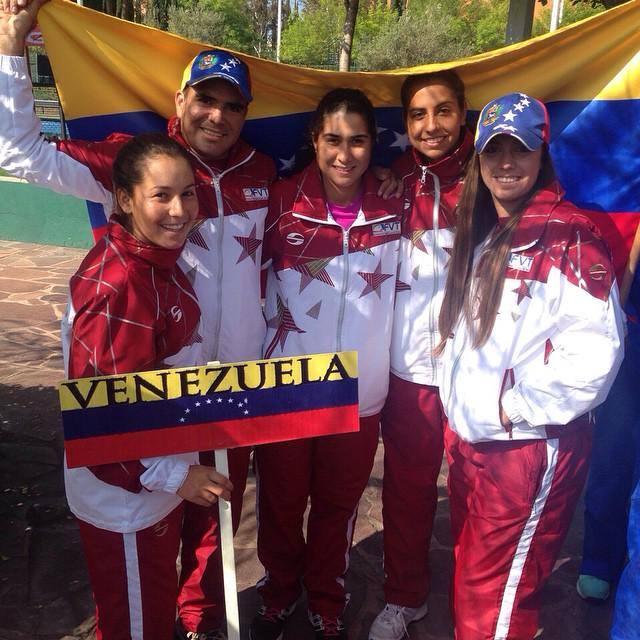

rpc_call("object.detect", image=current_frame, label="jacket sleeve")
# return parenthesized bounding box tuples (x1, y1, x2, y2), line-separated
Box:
(0, 55, 113, 206)
(68, 280, 194, 494)
(501, 224, 625, 427)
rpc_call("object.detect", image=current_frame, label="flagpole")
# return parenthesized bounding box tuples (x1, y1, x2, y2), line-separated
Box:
(214, 448, 240, 640)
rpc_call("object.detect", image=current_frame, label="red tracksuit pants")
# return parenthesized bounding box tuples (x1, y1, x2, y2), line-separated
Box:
(380, 374, 446, 607)
(77, 505, 184, 640)
(445, 424, 591, 640)
(255, 415, 379, 617)
(177, 446, 251, 632)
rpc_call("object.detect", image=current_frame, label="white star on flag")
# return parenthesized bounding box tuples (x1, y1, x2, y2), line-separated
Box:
(279, 155, 296, 172)
(390, 131, 410, 151)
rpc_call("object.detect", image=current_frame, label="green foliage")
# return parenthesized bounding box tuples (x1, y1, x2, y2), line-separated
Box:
(280, 0, 343, 67)
(166, 0, 256, 53)
(532, 0, 606, 36)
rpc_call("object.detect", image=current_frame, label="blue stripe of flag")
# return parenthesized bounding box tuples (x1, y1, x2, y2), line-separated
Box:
(62, 376, 358, 441)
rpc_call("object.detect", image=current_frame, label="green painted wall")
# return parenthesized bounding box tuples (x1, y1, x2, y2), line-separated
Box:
(0, 178, 94, 248)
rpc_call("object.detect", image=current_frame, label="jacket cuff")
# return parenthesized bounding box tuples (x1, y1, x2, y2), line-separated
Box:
(140, 454, 197, 494)
(501, 388, 526, 426)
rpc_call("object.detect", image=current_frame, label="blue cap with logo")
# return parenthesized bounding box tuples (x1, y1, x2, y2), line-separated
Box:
(474, 92, 550, 153)
(181, 49, 253, 103)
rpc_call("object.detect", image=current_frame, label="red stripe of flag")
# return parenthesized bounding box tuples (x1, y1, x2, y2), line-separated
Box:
(65, 404, 359, 468)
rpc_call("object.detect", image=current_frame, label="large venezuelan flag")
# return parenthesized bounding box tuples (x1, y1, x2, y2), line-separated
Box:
(38, 0, 640, 274)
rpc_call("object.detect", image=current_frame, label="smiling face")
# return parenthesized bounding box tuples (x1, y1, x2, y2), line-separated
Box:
(479, 135, 543, 217)
(117, 154, 199, 249)
(405, 82, 466, 162)
(313, 109, 373, 205)
(175, 78, 248, 160)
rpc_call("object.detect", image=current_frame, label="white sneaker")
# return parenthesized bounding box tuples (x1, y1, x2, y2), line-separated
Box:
(368, 602, 429, 640)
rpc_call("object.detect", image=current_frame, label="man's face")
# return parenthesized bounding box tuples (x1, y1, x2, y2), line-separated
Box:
(175, 78, 248, 161)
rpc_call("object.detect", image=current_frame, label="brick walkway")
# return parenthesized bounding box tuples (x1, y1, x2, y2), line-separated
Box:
(0, 239, 614, 639)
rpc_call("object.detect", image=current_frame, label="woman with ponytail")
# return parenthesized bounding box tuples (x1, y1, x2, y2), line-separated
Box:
(438, 93, 624, 639)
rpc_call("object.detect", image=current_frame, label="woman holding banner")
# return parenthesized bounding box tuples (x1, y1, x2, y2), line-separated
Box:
(65, 133, 232, 640)
(437, 93, 624, 639)
(250, 88, 401, 640)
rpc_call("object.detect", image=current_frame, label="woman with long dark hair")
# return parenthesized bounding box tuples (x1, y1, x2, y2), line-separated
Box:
(250, 88, 402, 640)
(437, 93, 624, 639)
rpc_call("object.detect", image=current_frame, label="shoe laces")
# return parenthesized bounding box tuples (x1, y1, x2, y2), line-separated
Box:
(259, 603, 295, 623)
(185, 630, 227, 640)
(309, 613, 345, 635)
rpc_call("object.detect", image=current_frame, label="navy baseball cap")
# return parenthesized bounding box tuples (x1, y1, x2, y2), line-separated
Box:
(475, 92, 550, 153)
(181, 49, 253, 103)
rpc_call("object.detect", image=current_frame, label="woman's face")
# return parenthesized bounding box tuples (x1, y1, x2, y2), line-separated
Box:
(479, 135, 542, 217)
(405, 82, 466, 162)
(117, 154, 199, 249)
(313, 109, 373, 205)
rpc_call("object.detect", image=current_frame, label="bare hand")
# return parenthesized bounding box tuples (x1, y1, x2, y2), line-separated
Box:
(177, 464, 233, 507)
(0, 0, 48, 55)
(371, 165, 403, 199)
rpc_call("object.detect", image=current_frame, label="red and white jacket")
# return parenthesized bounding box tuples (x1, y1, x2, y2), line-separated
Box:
(390, 131, 473, 387)
(0, 54, 276, 367)
(65, 219, 201, 532)
(263, 164, 402, 417)
(440, 185, 625, 444)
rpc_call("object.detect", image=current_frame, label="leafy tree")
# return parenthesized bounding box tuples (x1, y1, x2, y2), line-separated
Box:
(165, 0, 257, 53)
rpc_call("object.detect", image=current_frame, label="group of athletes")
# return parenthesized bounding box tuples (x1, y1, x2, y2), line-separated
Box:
(0, 0, 634, 638)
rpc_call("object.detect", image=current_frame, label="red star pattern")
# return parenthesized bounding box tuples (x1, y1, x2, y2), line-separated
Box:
(234, 224, 262, 264)
(410, 229, 428, 253)
(264, 294, 306, 358)
(293, 258, 335, 292)
(395, 261, 411, 293)
(188, 228, 209, 251)
(513, 279, 532, 305)
(358, 261, 394, 298)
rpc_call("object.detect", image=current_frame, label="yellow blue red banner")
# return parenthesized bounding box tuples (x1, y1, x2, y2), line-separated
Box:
(38, 0, 640, 271)
(59, 351, 359, 468)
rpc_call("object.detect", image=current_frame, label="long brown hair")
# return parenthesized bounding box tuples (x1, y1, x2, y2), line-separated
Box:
(437, 144, 556, 351)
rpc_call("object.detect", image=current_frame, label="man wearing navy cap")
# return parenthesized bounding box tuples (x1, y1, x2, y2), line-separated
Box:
(0, 3, 275, 639)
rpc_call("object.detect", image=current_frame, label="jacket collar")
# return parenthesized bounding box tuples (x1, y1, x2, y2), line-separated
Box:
(508, 182, 565, 251)
(291, 161, 399, 223)
(108, 215, 183, 271)
(412, 127, 474, 183)
(167, 115, 254, 173)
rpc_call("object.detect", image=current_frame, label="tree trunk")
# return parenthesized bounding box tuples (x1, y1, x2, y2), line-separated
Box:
(121, 0, 134, 21)
(339, 0, 359, 71)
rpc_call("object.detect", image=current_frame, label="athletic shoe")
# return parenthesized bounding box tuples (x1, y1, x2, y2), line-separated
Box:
(308, 611, 348, 639)
(576, 574, 611, 601)
(249, 602, 297, 640)
(174, 620, 227, 640)
(368, 601, 429, 640)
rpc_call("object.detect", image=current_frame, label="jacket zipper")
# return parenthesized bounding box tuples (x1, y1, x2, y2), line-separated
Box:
(187, 148, 255, 361)
(292, 210, 396, 353)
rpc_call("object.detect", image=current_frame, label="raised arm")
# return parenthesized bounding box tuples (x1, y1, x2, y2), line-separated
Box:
(0, 1, 113, 206)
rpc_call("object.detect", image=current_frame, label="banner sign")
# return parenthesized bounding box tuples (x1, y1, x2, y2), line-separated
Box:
(59, 351, 358, 468)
